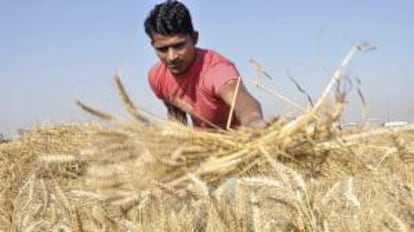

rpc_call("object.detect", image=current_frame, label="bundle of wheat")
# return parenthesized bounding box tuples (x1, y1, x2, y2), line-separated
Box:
(0, 43, 413, 231)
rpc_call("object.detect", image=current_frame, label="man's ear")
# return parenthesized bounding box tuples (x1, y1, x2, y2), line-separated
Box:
(191, 31, 199, 45)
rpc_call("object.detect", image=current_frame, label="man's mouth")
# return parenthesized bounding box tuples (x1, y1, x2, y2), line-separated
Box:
(168, 61, 182, 70)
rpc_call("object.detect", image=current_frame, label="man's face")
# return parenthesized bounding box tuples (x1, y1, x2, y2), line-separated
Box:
(151, 32, 198, 75)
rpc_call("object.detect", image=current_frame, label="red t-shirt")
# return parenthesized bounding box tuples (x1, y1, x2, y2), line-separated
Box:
(148, 48, 241, 129)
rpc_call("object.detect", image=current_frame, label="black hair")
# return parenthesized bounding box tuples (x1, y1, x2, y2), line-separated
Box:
(144, 0, 194, 39)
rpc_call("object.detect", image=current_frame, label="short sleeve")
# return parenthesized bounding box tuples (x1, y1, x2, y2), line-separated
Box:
(203, 62, 240, 96)
(148, 66, 163, 99)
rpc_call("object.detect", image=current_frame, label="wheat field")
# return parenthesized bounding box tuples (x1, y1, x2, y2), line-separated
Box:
(0, 44, 413, 231)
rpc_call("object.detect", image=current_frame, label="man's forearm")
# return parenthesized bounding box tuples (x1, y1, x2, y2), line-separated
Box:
(236, 99, 263, 127)
(238, 111, 263, 127)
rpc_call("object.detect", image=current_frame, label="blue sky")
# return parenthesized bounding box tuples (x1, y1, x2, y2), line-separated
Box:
(1, 0, 413, 136)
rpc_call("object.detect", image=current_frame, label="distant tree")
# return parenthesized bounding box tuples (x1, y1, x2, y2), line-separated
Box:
(17, 128, 27, 136)
(0, 133, 6, 143)
(0, 133, 12, 144)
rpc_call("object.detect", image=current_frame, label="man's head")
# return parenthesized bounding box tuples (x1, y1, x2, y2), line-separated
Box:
(144, 0, 198, 75)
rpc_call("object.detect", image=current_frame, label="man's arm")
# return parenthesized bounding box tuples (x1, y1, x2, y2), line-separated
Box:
(165, 102, 188, 125)
(218, 79, 263, 127)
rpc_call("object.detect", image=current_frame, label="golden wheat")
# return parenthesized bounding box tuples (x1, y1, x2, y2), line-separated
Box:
(0, 43, 413, 231)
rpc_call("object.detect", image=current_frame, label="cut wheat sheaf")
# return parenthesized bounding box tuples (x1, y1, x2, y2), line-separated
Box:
(0, 43, 413, 231)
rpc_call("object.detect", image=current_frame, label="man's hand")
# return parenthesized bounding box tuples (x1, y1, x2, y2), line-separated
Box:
(165, 102, 188, 125)
(245, 118, 268, 129)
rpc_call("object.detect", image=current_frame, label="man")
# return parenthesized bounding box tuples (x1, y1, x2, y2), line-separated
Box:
(144, 0, 263, 129)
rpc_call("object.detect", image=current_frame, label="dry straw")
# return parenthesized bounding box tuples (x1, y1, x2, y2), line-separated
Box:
(0, 43, 413, 231)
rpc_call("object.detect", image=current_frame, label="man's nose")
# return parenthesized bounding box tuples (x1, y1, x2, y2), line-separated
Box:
(167, 47, 178, 61)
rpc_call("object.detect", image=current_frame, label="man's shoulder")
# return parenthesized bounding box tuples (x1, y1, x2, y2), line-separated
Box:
(147, 62, 167, 99)
(198, 48, 240, 94)
(148, 62, 167, 85)
(148, 62, 166, 77)
(199, 48, 234, 66)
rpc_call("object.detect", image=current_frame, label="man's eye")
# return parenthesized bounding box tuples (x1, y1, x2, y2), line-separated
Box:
(172, 42, 186, 50)
(156, 47, 168, 53)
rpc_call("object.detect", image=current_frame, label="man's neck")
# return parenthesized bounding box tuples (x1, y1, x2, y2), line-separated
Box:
(171, 48, 199, 78)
